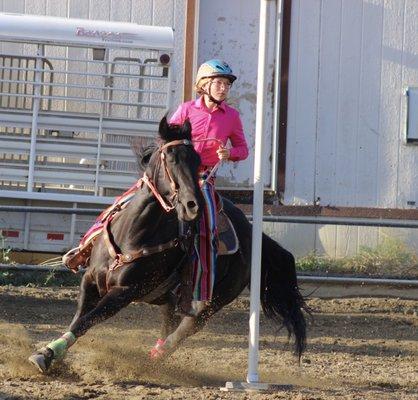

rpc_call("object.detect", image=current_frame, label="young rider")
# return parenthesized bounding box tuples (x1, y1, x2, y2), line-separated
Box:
(169, 59, 249, 313)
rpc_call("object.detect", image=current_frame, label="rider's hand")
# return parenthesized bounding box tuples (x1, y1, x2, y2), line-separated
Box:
(217, 147, 230, 161)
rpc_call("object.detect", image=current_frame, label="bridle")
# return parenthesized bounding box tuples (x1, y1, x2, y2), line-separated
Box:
(141, 137, 225, 211)
(140, 138, 193, 212)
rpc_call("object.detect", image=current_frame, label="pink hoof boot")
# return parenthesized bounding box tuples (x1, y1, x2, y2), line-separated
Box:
(150, 338, 166, 360)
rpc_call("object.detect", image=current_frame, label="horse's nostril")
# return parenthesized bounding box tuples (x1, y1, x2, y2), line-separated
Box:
(186, 201, 197, 210)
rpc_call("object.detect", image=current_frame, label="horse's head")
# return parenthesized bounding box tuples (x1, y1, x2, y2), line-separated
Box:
(145, 117, 203, 222)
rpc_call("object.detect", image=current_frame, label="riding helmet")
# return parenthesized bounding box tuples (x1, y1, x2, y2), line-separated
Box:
(195, 59, 237, 90)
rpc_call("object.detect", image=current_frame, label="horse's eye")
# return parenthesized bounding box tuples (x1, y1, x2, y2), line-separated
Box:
(165, 149, 176, 162)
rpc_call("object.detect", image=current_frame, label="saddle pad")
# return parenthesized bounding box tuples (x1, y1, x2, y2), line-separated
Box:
(217, 211, 239, 255)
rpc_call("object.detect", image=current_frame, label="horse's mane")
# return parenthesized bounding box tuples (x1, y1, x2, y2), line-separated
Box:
(131, 117, 192, 173)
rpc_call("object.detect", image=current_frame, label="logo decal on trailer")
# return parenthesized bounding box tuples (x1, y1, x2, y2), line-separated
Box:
(47, 233, 65, 241)
(75, 27, 139, 43)
(1, 230, 19, 238)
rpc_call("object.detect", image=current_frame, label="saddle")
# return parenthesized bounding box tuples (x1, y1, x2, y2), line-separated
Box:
(217, 201, 239, 255)
(63, 196, 239, 273)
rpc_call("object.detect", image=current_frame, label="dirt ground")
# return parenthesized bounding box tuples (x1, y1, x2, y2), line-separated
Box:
(0, 284, 417, 400)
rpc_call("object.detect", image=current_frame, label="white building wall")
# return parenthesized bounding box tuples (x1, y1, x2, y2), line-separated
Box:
(275, 0, 418, 257)
(285, 0, 418, 209)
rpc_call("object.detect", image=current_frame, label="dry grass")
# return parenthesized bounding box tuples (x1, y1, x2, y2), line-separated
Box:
(297, 238, 418, 278)
(0, 322, 37, 378)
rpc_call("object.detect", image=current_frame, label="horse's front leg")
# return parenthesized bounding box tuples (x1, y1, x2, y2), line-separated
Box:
(29, 272, 100, 373)
(29, 284, 138, 373)
(70, 272, 101, 326)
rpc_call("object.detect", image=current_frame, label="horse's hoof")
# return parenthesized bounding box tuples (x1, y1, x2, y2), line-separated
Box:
(28, 347, 54, 373)
(150, 338, 166, 360)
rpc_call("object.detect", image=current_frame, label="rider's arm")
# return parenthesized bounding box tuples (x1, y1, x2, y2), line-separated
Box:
(228, 111, 249, 162)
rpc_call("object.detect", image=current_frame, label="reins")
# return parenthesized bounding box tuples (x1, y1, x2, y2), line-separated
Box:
(193, 137, 224, 183)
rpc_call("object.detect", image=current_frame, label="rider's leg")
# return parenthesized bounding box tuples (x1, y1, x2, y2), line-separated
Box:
(189, 179, 218, 306)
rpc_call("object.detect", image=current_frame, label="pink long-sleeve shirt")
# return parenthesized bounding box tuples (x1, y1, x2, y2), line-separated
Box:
(169, 96, 249, 167)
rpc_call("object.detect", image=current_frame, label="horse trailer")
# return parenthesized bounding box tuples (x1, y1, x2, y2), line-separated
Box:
(0, 12, 174, 252)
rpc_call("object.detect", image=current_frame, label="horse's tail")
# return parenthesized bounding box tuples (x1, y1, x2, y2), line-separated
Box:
(260, 233, 309, 360)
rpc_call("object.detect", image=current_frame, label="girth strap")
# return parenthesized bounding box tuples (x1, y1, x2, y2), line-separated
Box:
(102, 214, 180, 271)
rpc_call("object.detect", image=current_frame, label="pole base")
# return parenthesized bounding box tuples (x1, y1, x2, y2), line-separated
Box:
(221, 381, 293, 392)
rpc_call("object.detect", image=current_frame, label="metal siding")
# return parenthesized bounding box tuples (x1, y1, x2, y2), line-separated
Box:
(25, 0, 47, 14)
(378, 1, 404, 208)
(2, 0, 24, 12)
(334, 2, 363, 256)
(110, 0, 132, 22)
(356, 0, 383, 207)
(172, 0, 186, 108)
(46, 0, 68, 17)
(90, 0, 111, 20)
(280, 0, 418, 257)
(264, 221, 317, 257)
(315, 0, 341, 207)
(398, 1, 418, 207)
(285, 0, 320, 205)
(0, 1, 25, 62)
(287, 0, 418, 209)
(355, 0, 384, 250)
(335, 2, 362, 206)
(131, 0, 152, 24)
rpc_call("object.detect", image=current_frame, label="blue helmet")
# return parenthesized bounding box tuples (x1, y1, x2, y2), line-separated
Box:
(195, 59, 237, 88)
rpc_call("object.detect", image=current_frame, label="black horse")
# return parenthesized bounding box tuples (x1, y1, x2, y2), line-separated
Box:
(29, 117, 308, 373)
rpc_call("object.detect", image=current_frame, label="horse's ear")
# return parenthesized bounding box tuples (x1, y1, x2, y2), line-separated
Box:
(159, 116, 169, 140)
(181, 119, 192, 140)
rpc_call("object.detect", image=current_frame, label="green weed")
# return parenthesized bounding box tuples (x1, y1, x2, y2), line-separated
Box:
(0, 231, 11, 264)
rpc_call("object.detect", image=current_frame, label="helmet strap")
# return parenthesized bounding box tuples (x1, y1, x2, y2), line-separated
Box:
(202, 81, 223, 106)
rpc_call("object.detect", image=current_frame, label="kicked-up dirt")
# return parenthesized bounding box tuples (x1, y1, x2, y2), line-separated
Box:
(0, 284, 417, 400)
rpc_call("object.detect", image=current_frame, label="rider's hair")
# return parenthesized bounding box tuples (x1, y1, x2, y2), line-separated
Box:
(195, 77, 211, 95)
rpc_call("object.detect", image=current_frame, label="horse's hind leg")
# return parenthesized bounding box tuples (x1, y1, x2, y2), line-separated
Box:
(29, 284, 137, 373)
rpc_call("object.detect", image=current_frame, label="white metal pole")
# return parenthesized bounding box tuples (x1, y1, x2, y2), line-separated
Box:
(94, 49, 109, 196)
(247, 0, 271, 384)
(27, 44, 44, 192)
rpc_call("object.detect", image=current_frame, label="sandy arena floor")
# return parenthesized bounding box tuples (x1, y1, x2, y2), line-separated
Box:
(0, 284, 417, 400)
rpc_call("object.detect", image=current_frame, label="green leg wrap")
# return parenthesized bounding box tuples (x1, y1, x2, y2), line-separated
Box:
(46, 332, 76, 360)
